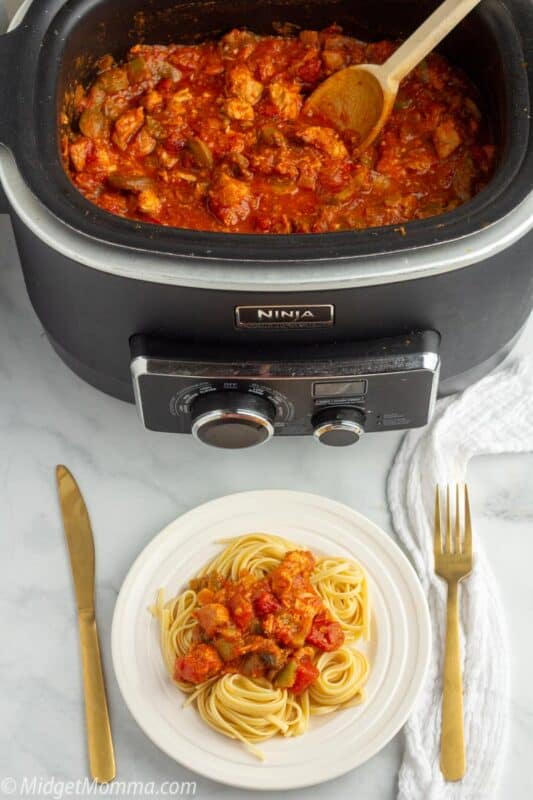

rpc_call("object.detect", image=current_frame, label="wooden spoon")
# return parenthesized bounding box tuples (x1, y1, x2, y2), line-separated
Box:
(305, 0, 484, 151)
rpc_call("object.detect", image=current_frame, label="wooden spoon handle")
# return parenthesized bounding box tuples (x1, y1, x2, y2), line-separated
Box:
(383, 0, 483, 85)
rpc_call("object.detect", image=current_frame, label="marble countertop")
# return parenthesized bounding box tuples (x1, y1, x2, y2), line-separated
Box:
(0, 212, 532, 799)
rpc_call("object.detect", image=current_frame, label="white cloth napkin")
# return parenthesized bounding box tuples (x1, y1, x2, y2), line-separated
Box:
(387, 356, 533, 800)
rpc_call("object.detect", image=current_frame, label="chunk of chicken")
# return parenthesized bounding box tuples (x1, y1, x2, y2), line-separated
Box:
(299, 30, 320, 47)
(270, 550, 316, 598)
(268, 83, 302, 121)
(220, 29, 258, 53)
(93, 144, 117, 173)
(157, 146, 178, 169)
(433, 120, 462, 159)
(297, 126, 349, 159)
(322, 50, 346, 73)
(69, 137, 92, 172)
(137, 189, 162, 216)
(227, 65, 263, 105)
(112, 108, 145, 151)
(224, 98, 254, 121)
(174, 643, 222, 684)
(195, 603, 231, 637)
(208, 173, 252, 226)
(167, 88, 193, 115)
(142, 90, 163, 112)
(134, 126, 157, 156)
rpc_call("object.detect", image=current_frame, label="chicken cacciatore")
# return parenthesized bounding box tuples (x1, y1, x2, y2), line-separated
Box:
(62, 26, 495, 234)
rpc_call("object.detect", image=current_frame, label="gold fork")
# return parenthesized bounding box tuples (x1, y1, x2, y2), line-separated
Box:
(434, 484, 473, 781)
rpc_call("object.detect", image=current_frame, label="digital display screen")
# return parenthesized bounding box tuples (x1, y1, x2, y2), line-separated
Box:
(313, 380, 367, 398)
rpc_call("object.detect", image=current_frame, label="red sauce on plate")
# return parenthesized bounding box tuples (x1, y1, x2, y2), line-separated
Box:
(174, 550, 343, 693)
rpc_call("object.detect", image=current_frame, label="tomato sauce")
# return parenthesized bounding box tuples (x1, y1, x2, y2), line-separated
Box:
(174, 550, 343, 692)
(61, 26, 496, 234)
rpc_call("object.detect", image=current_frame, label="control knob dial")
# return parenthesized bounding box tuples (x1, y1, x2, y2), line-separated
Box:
(312, 407, 366, 447)
(191, 391, 276, 449)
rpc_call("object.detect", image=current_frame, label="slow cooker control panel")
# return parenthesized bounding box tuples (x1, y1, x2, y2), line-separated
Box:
(130, 331, 440, 449)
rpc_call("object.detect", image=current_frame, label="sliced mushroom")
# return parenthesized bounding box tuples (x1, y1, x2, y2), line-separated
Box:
(107, 173, 156, 192)
(186, 137, 214, 168)
(259, 124, 287, 147)
(79, 107, 107, 140)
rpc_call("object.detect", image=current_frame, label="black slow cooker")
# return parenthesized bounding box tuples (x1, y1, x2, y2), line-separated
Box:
(0, 0, 532, 448)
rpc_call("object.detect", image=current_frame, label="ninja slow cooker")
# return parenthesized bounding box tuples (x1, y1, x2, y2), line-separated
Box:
(0, 0, 532, 449)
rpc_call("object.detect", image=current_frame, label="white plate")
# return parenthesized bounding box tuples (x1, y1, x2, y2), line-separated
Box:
(112, 490, 431, 790)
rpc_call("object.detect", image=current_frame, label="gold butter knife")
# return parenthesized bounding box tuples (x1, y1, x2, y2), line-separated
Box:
(56, 465, 116, 783)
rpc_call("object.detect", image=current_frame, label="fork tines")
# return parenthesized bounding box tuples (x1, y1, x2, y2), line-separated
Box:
(434, 484, 473, 578)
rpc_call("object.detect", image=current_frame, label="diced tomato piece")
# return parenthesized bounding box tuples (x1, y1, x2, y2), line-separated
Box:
(291, 657, 319, 694)
(156, 77, 173, 92)
(195, 603, 230, 637)
(228, 593, 254, 630)
(174, 644, 222, 684)
(306, 614, 344, 651)
(254, 591, 281, 616)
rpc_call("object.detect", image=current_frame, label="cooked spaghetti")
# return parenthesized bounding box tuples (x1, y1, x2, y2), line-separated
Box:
(151, 534, 370, 758)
